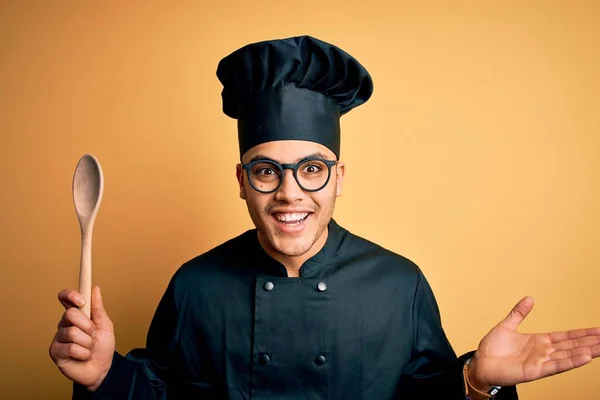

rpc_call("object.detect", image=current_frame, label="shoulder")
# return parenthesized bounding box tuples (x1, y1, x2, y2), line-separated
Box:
(170, 228, 257, 282)
(334, 220, 424, 281)
(336, 221, 421, 270)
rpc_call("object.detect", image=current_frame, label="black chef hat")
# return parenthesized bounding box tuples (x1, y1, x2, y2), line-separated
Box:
(216, 35, 373, 160)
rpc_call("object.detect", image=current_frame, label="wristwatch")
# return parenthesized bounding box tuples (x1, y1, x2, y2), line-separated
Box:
(463, 357, 501, 400)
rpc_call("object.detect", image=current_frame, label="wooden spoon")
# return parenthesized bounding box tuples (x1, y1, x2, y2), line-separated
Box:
(72, 154, 104, 318)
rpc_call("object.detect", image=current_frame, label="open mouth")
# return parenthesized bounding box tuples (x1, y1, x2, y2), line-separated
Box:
(272, 212, 311, 227)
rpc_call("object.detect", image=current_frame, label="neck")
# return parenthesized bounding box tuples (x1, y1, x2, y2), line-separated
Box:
(259, 227, 329, 278)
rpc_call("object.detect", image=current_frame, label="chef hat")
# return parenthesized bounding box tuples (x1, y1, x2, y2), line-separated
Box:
(216, 35, 373, 159)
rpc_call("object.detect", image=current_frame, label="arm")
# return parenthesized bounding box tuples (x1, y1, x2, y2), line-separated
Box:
(395, 272, 519, 399)
(72, 277, 183, 399)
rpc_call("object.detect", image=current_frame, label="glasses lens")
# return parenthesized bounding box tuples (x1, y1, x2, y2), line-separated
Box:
(297, 159, 330, 191)
(249, 161, 281, 192)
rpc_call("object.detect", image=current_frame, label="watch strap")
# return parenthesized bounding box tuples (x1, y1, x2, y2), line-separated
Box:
(463, 358, 501, 400)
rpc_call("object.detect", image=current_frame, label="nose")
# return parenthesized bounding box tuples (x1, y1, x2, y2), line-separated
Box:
(274, 169, 304, 202)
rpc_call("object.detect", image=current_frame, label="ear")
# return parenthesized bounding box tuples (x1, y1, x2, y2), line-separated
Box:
(236, 164, 247, 200)
(335, 161, 345, 197)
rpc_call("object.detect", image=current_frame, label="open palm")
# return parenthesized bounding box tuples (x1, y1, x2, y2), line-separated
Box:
(469, 296, 600, 388)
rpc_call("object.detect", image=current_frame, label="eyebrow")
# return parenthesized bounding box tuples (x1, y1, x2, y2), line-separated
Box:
(248, 152, 332, 163)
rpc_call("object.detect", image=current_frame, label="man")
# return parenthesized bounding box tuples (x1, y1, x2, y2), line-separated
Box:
(49, 35, 600, 399)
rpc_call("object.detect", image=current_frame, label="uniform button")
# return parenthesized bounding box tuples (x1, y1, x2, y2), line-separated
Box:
(314, 355, 326, 366)
(316, 282, 327, 292)
(263, 281, 274, 291)
(259, 353, 270, 365)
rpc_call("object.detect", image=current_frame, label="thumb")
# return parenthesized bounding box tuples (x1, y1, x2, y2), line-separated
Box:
(90, 286, 112, 329)
(499, 296, 534, 331)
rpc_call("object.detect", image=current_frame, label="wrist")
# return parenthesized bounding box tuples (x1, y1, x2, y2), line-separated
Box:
(86, 371, 108, 392)
(85, 363, 112, 392)
(463, 357, 501, 400)
(467, 358, 494, 392)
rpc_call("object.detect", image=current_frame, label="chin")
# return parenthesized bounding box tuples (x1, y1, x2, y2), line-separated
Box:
(271, 238, 314, 257)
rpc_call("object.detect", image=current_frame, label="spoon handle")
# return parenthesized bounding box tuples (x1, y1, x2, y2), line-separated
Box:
(78, 230, 92, 319)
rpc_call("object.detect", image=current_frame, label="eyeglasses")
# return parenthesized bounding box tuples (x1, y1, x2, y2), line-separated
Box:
(241, 156, 338, 194)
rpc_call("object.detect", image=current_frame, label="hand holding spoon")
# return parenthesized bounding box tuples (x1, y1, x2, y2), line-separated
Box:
(72, 154, 104, 318)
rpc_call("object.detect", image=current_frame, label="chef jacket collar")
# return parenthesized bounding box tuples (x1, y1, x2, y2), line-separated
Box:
(252, 218, 344, 278)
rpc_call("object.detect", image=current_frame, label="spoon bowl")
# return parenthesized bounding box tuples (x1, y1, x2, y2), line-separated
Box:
(72, 154, 104, 318)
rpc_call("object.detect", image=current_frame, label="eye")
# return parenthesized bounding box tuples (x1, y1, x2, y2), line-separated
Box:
(302, 163, 324, 174)
(256, 167, 278, 176)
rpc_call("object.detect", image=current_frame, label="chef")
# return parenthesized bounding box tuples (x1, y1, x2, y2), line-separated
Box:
(50, 35, 600, 400)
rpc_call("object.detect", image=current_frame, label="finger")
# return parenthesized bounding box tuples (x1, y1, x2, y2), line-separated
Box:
(548, 327, 600, 343)
(50, 342, 92, 362)
(550, 344, 600, 361)
(552, 335, 600, 351)
(57, 307, 96, 337)
(55, 325, 95, 350)
(541, 354, 593, 378)
(500, 296, 534, 331)
(58, 289, 85, 310)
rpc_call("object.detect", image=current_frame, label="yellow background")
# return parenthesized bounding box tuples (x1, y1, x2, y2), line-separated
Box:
(1, 1, 598, 398)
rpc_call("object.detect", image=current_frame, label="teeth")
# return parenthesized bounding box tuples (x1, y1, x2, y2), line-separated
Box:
(275, 213, 309, 222)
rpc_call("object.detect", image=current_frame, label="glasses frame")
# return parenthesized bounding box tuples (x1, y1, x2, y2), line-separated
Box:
(241, 156, 338, 194)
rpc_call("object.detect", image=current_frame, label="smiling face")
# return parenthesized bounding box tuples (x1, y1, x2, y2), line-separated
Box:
(236, 140, 345, 268)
